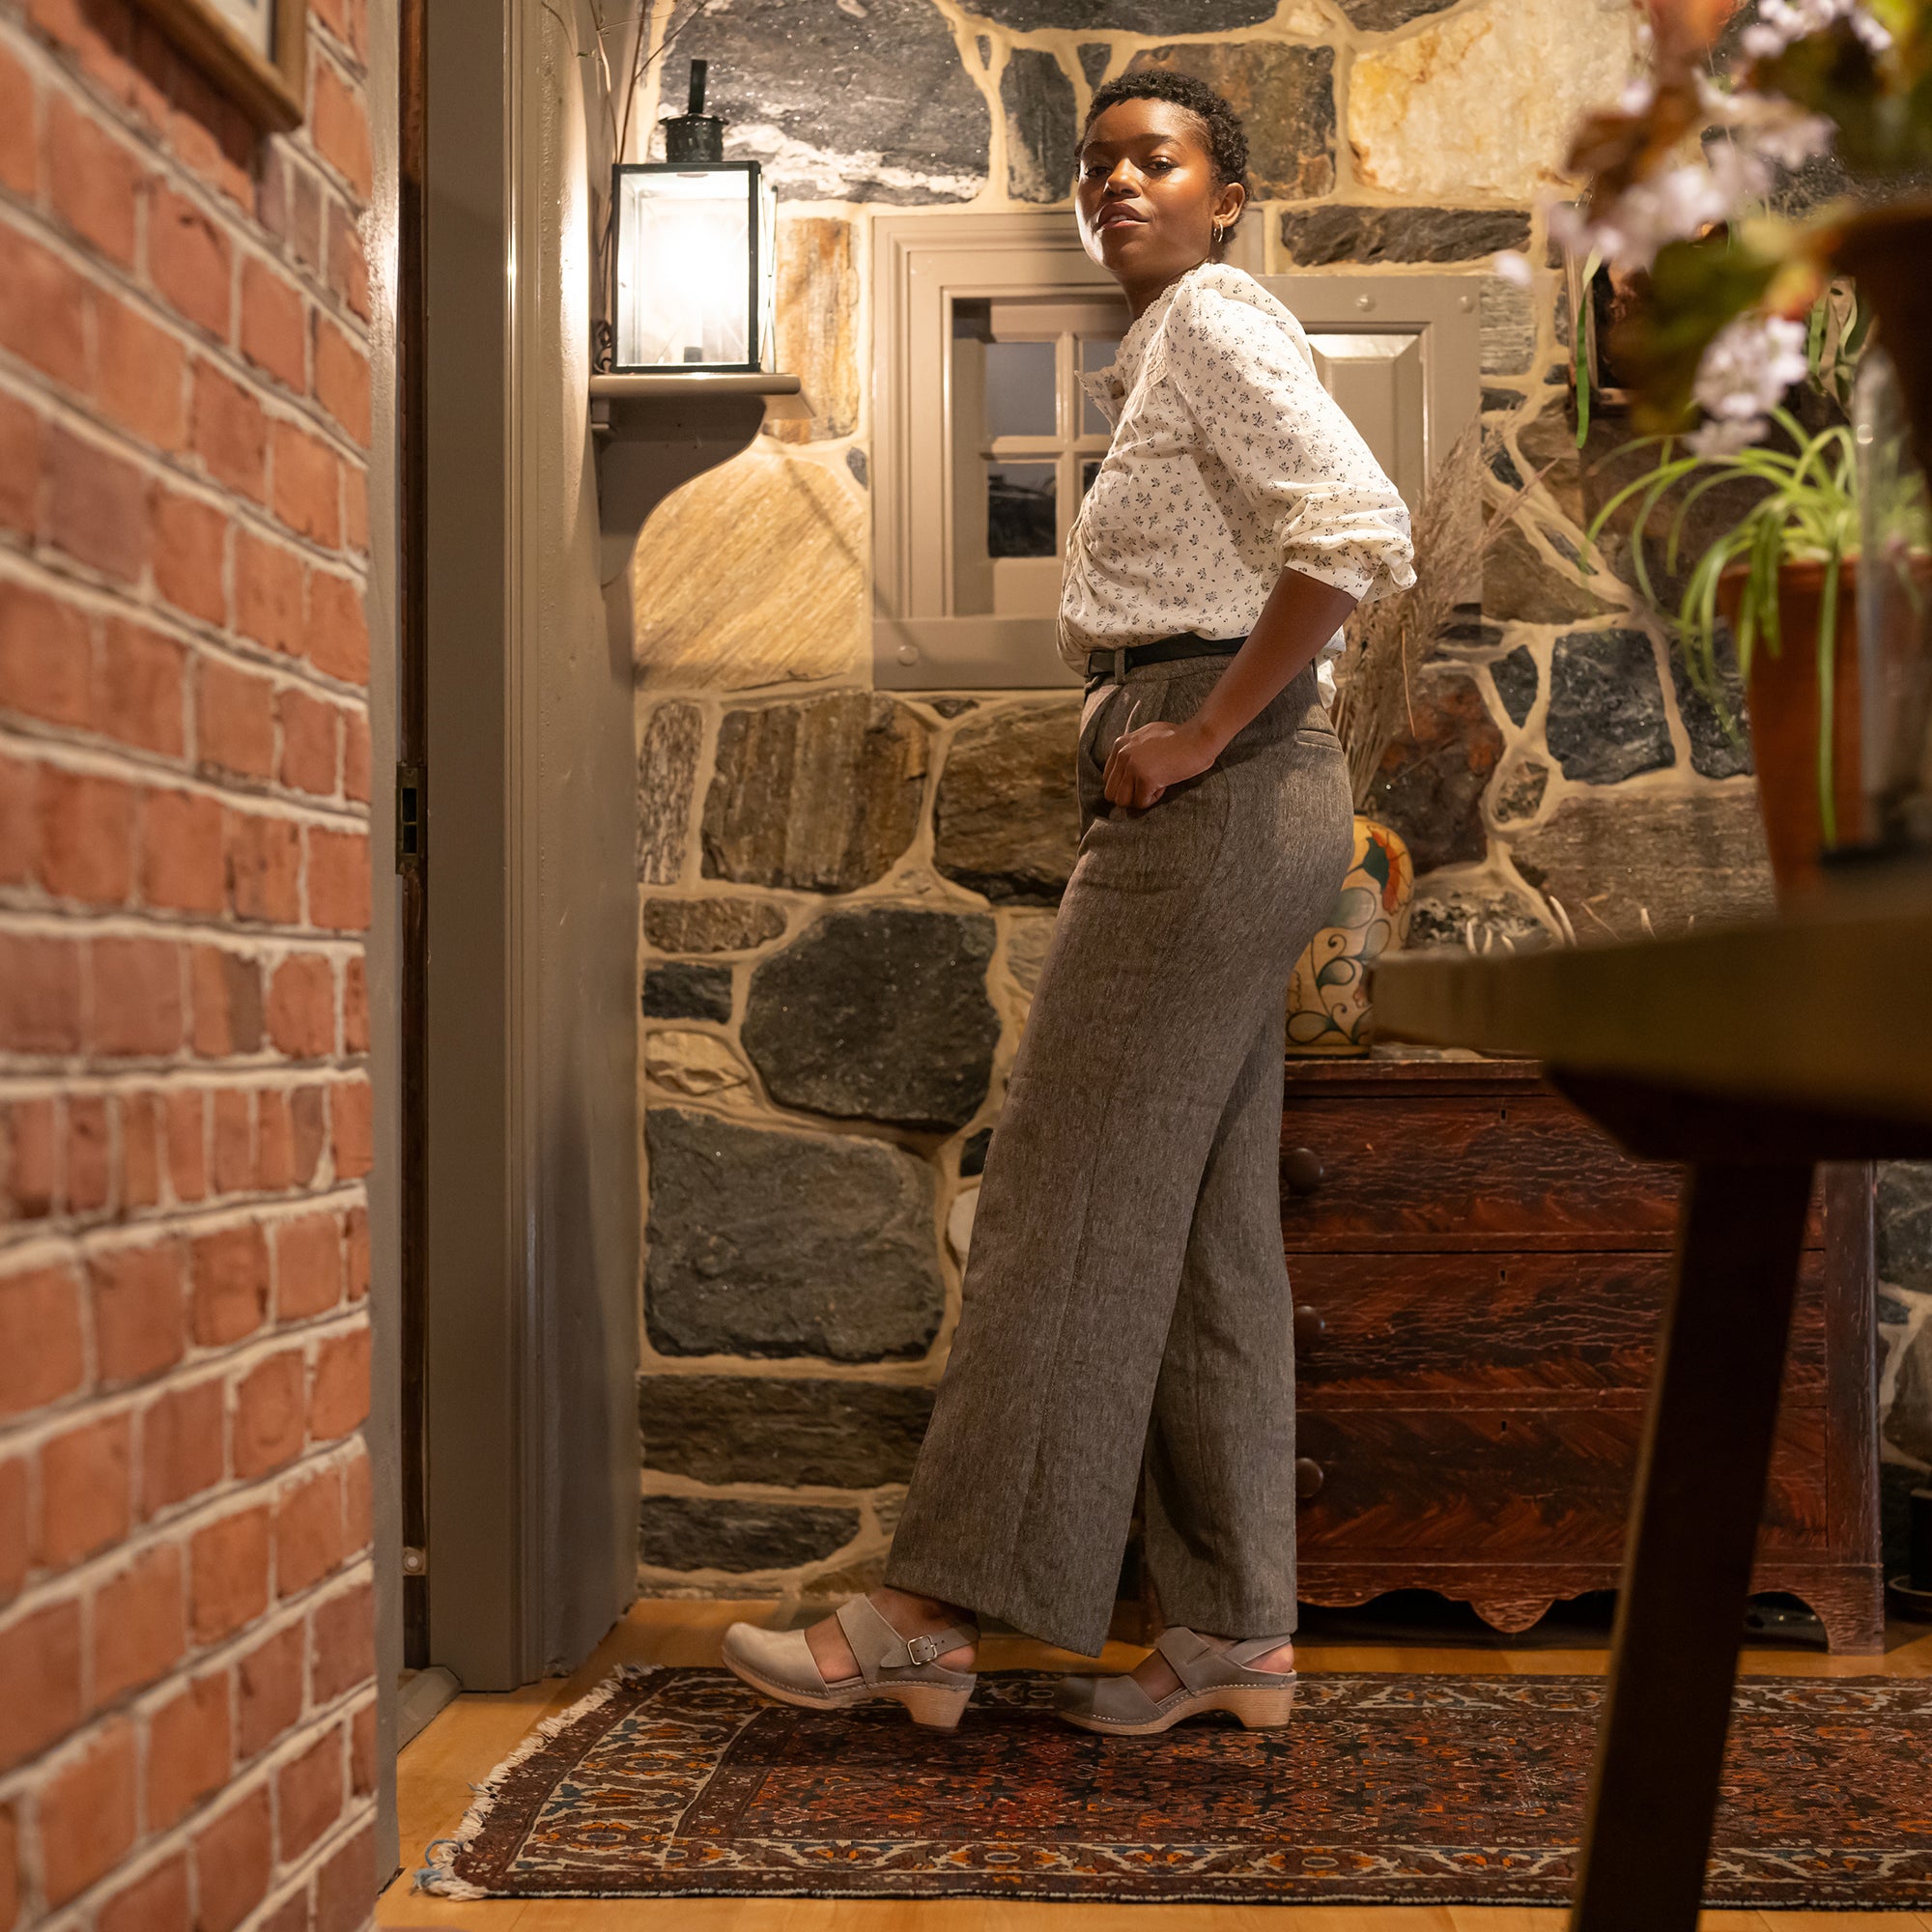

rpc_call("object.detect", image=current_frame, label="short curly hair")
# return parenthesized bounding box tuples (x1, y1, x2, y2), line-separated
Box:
(1082, 70, 1251, 243)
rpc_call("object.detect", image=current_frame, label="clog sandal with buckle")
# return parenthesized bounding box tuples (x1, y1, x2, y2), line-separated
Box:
(722, 1596, 979, 1731)
(1055, 1626, 1296, 1736)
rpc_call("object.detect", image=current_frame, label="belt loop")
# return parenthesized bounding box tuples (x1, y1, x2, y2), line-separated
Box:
(1113, 647, 1127, 686)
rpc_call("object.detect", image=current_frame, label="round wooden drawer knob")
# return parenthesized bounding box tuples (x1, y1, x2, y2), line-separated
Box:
(1294, 1457, 1325, 1501)
(1283, 1147, 1324, 1195)
(1293, 1304, 1325, 1349)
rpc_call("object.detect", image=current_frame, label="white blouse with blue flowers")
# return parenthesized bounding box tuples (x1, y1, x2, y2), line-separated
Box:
(1061, 262, 1416, 677)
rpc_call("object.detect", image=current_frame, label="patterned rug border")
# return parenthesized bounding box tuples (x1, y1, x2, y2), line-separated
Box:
(414, 1664, 1932, 1908)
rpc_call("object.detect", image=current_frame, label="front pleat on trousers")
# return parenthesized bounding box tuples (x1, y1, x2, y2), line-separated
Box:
(885, 661, 1354, 1657)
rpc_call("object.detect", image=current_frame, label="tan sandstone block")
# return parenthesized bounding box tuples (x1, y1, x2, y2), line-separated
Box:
(644, 1029, 753, 1098)
(762, 216, 859, 444)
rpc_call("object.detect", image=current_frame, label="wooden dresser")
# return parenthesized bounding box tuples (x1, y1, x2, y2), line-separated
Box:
(1279, 1056, 1883, 1652)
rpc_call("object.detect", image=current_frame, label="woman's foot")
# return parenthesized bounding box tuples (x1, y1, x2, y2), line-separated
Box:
(804, 1586, 978, 1681)
(1125, 1630, 1293, 1701)
(1056, 1627, 1296, 1735)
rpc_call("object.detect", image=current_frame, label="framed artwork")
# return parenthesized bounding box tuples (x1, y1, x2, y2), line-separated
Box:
(129, 0, 308, 131)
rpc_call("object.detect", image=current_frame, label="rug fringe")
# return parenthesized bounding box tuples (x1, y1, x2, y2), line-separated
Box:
(413, 1663, 658, 1897)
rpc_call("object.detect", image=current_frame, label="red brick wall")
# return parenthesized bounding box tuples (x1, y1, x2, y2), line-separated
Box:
(0, 2, 378, 1927)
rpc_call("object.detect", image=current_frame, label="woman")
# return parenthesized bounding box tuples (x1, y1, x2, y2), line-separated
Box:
(724, 71, 1414, 1735)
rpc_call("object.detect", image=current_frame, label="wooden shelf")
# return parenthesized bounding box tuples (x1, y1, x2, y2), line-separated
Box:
(589, 373, 802, 401)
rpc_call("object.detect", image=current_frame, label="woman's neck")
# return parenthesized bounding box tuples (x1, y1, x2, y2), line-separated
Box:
(1122, 255, 1210, 322)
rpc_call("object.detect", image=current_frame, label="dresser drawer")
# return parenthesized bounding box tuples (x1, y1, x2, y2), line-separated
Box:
(1293, 1406, 1830, 1559)
(1289, 1249, 1828, 1404)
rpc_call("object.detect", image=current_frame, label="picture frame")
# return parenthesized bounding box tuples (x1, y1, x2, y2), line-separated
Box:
(129, 0, 308, 132)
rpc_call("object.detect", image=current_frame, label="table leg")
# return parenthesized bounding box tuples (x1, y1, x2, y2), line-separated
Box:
(1568, 1159, 1814, 1932)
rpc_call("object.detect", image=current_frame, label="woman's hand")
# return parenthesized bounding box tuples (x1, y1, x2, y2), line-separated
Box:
(1102, 708, 1222, 809)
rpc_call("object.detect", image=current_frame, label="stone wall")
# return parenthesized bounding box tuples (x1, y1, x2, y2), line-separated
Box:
(631, 0, 1932, 1605)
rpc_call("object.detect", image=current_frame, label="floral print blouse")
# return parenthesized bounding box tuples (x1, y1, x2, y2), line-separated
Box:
(1060, 262, 1416, 675)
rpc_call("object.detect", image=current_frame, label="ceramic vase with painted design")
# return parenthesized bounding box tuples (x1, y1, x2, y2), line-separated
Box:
(1285, 815, 1414, 1057)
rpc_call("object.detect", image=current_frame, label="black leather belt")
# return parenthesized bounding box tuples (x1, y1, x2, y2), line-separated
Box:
(1084, 633, 1245, 688)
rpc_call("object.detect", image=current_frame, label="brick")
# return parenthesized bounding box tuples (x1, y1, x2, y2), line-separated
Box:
(279, 687, 338, 796)
(140, 1377, 224, 1517)
(343, 1444, 371, 1548)
(258, 150, 321, 268)
(309, 1577, 374, 1705)
(166, 1089, 207, 1201)
(90, 933, 185, 1055)
(315, 1821, 376, 1932)
(275, 1210, 342, 1320)
(143, 788, 225, 914)
(271, 419, 340, 546)
(327, 200, 370, 321)
(291, 1087, 327, 1186)
(0, 580, 91, 728)
(93, 1239, 185, 1383)
(268, 953, 334, 1058)
(38, 765, 134, 906)
(260, 1892, 308, 1932)
(197, 657, 276, 780)
(233, 1348, 305, 1479)
(351, 1694, 376, 1795)
(0, 43, 34, 198)
(240, 255, 306, 390)
(307, 828, 369, 931)
(0, 753, 32, 889)
(151, 488, 229, 626)
(276, 1724, 343, 1860)
(189, 1506, 270, 1644)
(0, 1803, 14, 1932)
(120, 1090, 162, 1208)
(0, 1458, 26, 1603)
(311, 60, 373, 201)
(99, 620, 187, 757)
(97, 295, 188, 450)
(235, 1623, 301, 1760)
(46, 422, 150, 582)
(3, 1097, 55, 1218)
(226, 810, 300, 923)
(97, 1854, 190, 1932)
(37, 1411, 131, 1568)
(166, 60, 253, 211)
(0, 934, 84, 1053)
(0, 1599, 82, 1771)
(327, 1077, 371, 1181)
(275, 1463, 344, 1596)
(0, 391, 38, 536)
(191, 1785, 271, 1932)
(92, 1542, 185, 1705)
(145, 1673, 230, 1830)
(191, 358, 267, 499)
(211, 1085, 251, 1194)
(343, 953, 367, 1054)
(255, 1087, 294, 1190)
(190, 945, 263, 1056)
(310, 0, 366, 57)
(235, 528, 304, 655)
(0, 220, 90, 390)
(310, 1324, 369, 1444)
(341, 705, 369, 802)
(313, 315, 370, 447)
(0, 1264, 84, 1418)
(66, 1094, 108, 1210)
(150, 185, 232, 339)
(47, 90, 142, 265)
(39, 1719, 136, 1905)
(190, 1222, 269, 1345)
(304, 570, 367, 683)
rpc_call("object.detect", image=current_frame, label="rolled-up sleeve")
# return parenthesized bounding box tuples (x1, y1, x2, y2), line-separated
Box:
(1163, 285, 1416, 604)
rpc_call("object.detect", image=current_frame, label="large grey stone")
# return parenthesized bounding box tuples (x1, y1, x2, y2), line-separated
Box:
(638, 702, 702, 886)
(933, 700, 1082, 905)
(639, 1495, 858, 1573)
(1509, 790, 1775, 940)
(1333, 0, 1460, 26)
(1492, 644, 1538, 726)
(1492, 757, 1549, 824)
(1669, 633, 1754, 780)
(1127, 44, 1336, 200)
(743, 907, 999, 1130)
(1879, 1163, 1932, 1295)
(1004, 50, 1077, 205)
(1547, 628, 1673, 784)
(666, 0, 988, 203)
(1480, 276, 1536, 377)
(1484, 523, 1609, 626)
(1363, 668, 1504, 875)
(977, 0, 1272, 27)
(644, 897, 787, 954)
(702, 694, 928, 895)
(1278, 206, 1529, 266)
(644, 1108, 946, 1359)
(1078, 43, 1113, 88)
(639, 1374, 936, 1487)
(642, 962, 733, 1023)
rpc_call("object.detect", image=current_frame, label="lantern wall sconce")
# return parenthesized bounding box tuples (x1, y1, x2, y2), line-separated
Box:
(611, 62, 777, 374)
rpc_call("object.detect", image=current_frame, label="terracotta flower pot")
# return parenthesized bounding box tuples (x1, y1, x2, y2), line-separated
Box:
(1285, 816, 1414, 1057)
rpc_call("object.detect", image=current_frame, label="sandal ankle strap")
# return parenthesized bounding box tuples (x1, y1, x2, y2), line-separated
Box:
(835, 1598, 978, 1682)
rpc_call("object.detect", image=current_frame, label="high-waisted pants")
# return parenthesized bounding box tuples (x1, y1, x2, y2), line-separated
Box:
(885, 657, 1355, 1658)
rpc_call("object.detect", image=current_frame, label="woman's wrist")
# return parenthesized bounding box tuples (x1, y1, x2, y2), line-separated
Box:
(1183, 707, 1236, 762)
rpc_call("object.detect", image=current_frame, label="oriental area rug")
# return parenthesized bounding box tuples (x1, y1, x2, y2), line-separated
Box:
(417, 1665, 1932, 1908)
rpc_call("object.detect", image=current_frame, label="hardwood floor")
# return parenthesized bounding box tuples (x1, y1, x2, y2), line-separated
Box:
(379, 1599, 1932, 1931)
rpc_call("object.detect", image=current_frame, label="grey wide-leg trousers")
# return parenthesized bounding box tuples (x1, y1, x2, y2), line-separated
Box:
(886, 658, 1354, 1657)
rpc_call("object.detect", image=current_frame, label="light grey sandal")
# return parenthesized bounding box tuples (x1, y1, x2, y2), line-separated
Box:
(1056, 1626, 1296, 1736)
(722, 1596, 980, 1730)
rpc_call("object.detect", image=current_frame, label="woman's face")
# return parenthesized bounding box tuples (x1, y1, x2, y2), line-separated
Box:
(1075, 98, 1243, 296)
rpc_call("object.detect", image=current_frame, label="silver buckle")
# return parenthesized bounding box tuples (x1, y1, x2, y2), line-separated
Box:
(906, 1634, 943, 1666)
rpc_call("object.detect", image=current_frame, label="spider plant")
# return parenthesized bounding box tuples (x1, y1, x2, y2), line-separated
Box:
(1587, 407, 1859, 840)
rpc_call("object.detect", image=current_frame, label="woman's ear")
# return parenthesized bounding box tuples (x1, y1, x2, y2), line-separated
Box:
(1217, 181, 1247, 229)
